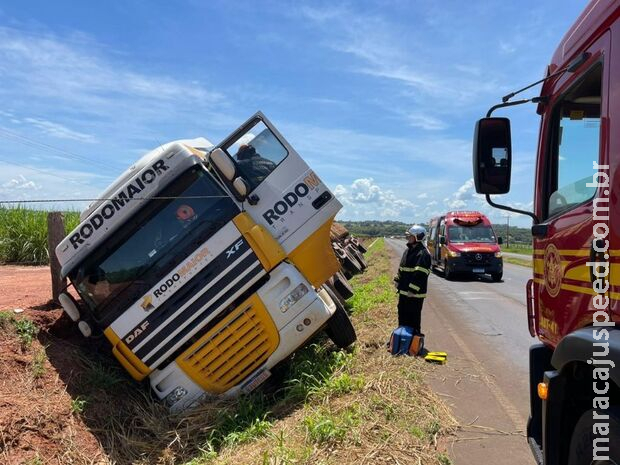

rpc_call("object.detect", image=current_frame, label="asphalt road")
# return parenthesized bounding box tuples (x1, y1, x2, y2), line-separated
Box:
(385, 238, 536, 465)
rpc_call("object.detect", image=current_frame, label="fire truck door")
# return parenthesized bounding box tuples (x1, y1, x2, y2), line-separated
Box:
(215, 112, 341, 255)
(533, 35, 610, 345)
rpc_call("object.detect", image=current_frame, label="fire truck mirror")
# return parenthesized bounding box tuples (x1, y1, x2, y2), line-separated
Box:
(439, 236, 446, 245)
(232, 176, 249, 200)
(473, 117, 512, 195)
(497, 237, 503, 245)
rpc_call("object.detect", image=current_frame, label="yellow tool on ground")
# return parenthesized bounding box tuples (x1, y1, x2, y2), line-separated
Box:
(424, 351, 447, 365)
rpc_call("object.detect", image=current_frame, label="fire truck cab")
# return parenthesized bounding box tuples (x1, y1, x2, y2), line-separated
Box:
(427, 211, 503, 281)
(472, 1, 620, 463)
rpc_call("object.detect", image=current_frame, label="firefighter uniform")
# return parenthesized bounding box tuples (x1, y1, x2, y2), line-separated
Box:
(394, 241, 431, 332)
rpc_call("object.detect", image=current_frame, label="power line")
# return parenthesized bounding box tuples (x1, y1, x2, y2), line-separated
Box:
(0, 126, 124, 171)
(0, 195, 229, 204)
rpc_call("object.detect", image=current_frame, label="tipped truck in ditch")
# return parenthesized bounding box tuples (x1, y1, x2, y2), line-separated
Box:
(55, 112, 356, 412)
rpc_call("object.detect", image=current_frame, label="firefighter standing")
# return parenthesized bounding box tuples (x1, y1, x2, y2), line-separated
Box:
(394, 225, 431, 333)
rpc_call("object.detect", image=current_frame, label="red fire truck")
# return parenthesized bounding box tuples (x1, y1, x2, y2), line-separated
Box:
(472, 1, 620, 463)
(427, 211, 503, 281)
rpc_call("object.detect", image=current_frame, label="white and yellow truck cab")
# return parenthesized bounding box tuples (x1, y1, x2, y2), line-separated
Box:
(55, 112, 355, 411)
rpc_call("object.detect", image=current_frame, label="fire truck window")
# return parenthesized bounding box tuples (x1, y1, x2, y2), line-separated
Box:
(225, 120, 288, 191)
(547, 65, 601, 218)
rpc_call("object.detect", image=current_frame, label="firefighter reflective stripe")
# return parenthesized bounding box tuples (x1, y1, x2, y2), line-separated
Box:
(399, 290, 427, 298)
(409, 283, 421, 291)
(400, 266, 430, 275)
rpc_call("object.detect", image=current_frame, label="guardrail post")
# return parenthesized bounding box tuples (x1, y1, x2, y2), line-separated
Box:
(47, 212, 66, 304)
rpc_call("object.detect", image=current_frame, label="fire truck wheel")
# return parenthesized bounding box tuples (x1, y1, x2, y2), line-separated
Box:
(444, 261, 453, 280)
(491, 272, 503, 282)
(567, 407, 620, 465)
(334, 271, 354, 300)
(324, 287, 357, 348)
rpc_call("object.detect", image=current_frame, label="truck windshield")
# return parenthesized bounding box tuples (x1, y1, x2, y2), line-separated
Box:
(69, 166, 239, 322)
(448, 225, 496, 243)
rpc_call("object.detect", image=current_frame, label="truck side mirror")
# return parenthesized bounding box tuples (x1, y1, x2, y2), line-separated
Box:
(439, 236, 446, 245)
(209, 148, 236, 181)
(473, 117, 512, 195)
(497, 237, 503, 245)
(232, 177, 249, 201)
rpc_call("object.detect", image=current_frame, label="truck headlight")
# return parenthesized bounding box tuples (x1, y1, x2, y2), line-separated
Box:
(165, 386, 188, 406)
(495, 252, 502, 258)
(447, 249, 461, 257)
(279, 283, 309, 313)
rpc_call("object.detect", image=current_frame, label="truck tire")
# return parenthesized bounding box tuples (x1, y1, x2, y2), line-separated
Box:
(567, 407, 620, 465)
(343, 250, 363, 276)
(444, 260, 453, 280)
(324, 281, 346, 308)
(349, 246, 368, 270)
(333, 271, 354, 300)
(491, 272, 503, 282)
(324, 287, 357, 348)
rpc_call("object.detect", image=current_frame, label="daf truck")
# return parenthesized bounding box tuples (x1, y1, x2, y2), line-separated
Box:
(472, 1, 620, 463)
(55, 112, 356, 412)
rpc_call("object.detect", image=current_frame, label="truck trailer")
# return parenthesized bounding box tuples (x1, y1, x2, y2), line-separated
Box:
(55, 112, 356, 412)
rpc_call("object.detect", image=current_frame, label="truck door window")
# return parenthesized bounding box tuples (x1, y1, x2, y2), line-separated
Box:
(224, 120, 288, 191)
(546, 64, 602, 218)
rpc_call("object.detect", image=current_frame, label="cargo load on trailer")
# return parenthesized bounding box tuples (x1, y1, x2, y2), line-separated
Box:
(55, 112, 356, 412)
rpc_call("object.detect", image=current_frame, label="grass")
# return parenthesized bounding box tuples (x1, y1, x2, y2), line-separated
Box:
(503, 256, 533, 268)
(501, 245, 533, 255)
(0, 206, 80, 264)
(31, 347, 47, 379)
(14, 318, 39, 348)
(0, 237, 456, 464)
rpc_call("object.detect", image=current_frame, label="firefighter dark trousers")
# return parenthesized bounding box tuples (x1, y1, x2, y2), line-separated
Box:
(397, 294, 423, 333)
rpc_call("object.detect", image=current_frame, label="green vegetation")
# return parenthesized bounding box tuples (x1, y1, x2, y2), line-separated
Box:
(303, 404, 362, 445)
(31, 347, 47, 379)
(70, 396, 88, 414)
(14, 318, 39, 348)
(501, 246, 533, 255)
(339, 220, 413, 237)
(503, 256, 533, 268)
(0, 206, 80, 264)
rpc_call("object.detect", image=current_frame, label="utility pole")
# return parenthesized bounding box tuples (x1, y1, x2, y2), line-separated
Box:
(505, 215, 510, 248)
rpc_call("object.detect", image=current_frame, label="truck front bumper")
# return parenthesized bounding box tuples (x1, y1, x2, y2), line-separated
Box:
(446, 256, 503, 275)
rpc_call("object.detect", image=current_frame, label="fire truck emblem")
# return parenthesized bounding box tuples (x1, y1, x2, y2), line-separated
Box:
(544, 244, 563, 298)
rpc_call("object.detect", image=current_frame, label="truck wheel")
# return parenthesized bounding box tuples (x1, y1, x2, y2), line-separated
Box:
(567, 407, 620, 465)
(324, 287, 357, 348)
(333, 271, 354, 300)
(343, 250, 363, 276)
(356, 242, 368, 254)
(324, 281, 346, 308)
(351, 247, 368, 269)
(444, 261, 453, 280)
(491, 272, 503, 282)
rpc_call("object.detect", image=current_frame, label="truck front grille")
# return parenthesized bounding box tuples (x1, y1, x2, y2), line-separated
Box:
(177, 295, 279, 394)
(462, 252, 494, 265)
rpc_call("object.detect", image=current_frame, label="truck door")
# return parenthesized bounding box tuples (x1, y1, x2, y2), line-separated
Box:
(533, 34, 610, 345)
(212, 112, 342, 285)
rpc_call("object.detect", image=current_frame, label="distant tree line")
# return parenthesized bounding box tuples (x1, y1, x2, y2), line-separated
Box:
(339, 220, 416, 237)
(339, 220, 533, 243)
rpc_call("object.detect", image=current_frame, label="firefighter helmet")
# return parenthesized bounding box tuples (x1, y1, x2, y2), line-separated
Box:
(406, 224, 426, 240)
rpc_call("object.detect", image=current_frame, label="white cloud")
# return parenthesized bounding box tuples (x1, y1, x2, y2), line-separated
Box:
(417, 193, 428, 199)
(23, 117, 97, 143)
(334, 177, 417, 220)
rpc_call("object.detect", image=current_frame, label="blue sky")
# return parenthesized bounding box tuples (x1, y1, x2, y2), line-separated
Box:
(0, 0, 588, 227)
